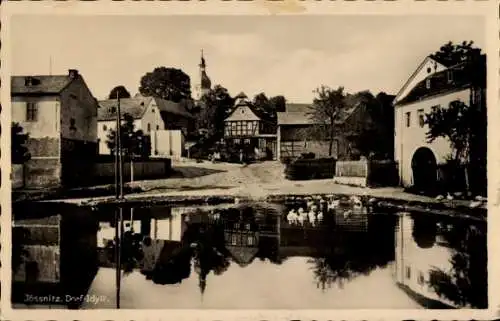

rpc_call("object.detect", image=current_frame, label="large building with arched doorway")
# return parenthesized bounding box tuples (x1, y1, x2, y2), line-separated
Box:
(393, 54, 486, 192)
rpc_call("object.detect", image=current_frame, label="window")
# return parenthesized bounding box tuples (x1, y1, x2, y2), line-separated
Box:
(70, 118, 76, 130)
(147, 123, 151, 132)
(417, 271, 425, 285)
(152, 108, 155, 113)
(447, 70, 453, 83)
(247, 235, 254, 246)
(244, 138, 250, 144)
(156, 125, 160, 130)
(405, 112, 411, 128)
(417, 109, 425, 128)
(405, 266, 411, 280)
(231, 234, 238, 246)
(426, 78, 431, 89)
(245, 223, 251, 230)
(103, 124, 107, 131)
(234, 138, 241, 144)
(26, 102, 38, 121)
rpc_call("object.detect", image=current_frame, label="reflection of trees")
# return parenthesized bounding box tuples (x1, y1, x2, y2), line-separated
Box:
(12, 227, 30, 275)
(152, 220, 232, 294)
(428, 221, 487, 308)
(411, 214, 437, 249)
(308, 215, 396, 290)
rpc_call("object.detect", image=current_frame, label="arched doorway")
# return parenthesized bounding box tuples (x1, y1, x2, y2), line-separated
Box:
(411, 147, 437, 193)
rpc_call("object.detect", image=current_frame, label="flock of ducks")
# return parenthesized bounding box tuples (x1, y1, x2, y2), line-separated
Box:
(286, 195, 368, 226)
(435, 193, 487, 209)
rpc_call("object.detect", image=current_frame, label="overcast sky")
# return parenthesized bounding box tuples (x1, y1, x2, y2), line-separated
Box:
(11, 15, 484, 102)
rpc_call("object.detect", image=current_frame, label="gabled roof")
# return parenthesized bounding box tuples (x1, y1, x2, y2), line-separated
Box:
(98, 97, 153, 121)
(155, 98, 195, 118)
(277, 96, 367, 126)
(393, 56, 446, 103)
(396, 56, 486, 106)
(98, 96, 194, 121)
(11, 75, 75, 95)
(227, 246, 258, 268)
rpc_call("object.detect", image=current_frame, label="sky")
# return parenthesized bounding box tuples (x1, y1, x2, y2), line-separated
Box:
(11, 15, 485, 103)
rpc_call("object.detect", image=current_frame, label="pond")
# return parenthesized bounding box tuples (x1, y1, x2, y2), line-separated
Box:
(12, 195, 487, 309)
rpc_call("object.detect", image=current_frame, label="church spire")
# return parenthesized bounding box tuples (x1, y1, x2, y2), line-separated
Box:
(199, 49, 206, 70)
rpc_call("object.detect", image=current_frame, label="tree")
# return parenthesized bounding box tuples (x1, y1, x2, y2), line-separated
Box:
(424, 99, 482, 192)
(106, 113, 150, 159)
(308, 86, 348, 156)
(108, 85, 131, 99)
(12, 122, 31, 164)
(269, 95, 286, 112)
(349, 91, 395, 160)
(252, 93, 286, 118)
(139, 67, 191, 102)
(430, 41, 482, 66)
(195, 85, 234, 142)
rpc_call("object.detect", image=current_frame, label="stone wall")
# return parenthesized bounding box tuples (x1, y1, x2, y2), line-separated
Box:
(24, 158, 61, 188)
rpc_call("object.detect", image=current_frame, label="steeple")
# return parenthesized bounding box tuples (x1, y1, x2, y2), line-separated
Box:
(195, 49, 212, 101)
(199, 49, 206, 70)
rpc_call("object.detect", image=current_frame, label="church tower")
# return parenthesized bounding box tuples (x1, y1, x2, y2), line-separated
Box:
(194, 50, 212, 101)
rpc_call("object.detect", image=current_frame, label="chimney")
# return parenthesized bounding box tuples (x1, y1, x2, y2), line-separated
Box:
(68, 69, 79, 79)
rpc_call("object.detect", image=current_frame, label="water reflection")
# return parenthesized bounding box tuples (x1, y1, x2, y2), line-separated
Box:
(12, 197, 487, 309)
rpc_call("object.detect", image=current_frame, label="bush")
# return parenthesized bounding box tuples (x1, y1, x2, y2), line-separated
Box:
(300, 152, 315, 159)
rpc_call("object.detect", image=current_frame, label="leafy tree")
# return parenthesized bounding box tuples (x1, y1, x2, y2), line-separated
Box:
(12, 122, 31, 164)
(430, 41, 482, 66)
(308, 86, 348, 156)
(252, 93, 286, 118)
(424, 100, 482, 192)
(106, 113, 150, 159)
(269, 95, 286, 112)
(349, 91, 395, 160)
(195, 85, 234, 142)
(108, 85, 131, 99)
(139, 67, 191, 102)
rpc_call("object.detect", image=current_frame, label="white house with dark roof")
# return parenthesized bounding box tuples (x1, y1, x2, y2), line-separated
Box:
(394, 54, 486, 192)
(11, 69, 99, 188)
(97, 95, 194, 155)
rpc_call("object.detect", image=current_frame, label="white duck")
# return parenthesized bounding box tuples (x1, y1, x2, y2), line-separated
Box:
(350, 196, 363, 209)
(306, 200, 315, 210)
(328, 199, 340, 210)
(317, 211, 324, 222)
(343, 210, 352, 219)
(287, 209, 298, 225)
(435, 195, 445, 201)
(311, 204, 318, 212)
(446, 193, 454, 201)
(469, 200, 483, 208)
(308, 210, 316, 226)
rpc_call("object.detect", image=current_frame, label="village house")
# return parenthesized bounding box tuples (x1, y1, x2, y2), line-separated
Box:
(11, 69, 99, 188)
(223, 93, 277, 161)
(97, 95, 194, 158)
(277, 94, 391, 162)
(393, 55, 486, 193)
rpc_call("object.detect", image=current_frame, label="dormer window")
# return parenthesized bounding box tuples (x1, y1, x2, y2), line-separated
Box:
(425, 78, 431, 89)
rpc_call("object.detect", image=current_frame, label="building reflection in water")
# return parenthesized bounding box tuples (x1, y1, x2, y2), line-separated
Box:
(393, 213, 487, 309)
(13, 198, 487, 309)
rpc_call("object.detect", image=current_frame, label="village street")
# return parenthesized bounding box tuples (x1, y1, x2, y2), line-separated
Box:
(53, 159, 484, 215)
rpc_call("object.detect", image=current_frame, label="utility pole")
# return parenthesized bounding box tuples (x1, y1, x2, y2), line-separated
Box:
(114, 92, 124, 309)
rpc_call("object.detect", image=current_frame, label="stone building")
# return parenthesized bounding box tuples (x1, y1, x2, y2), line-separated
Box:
(11, 69, 99, 188)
